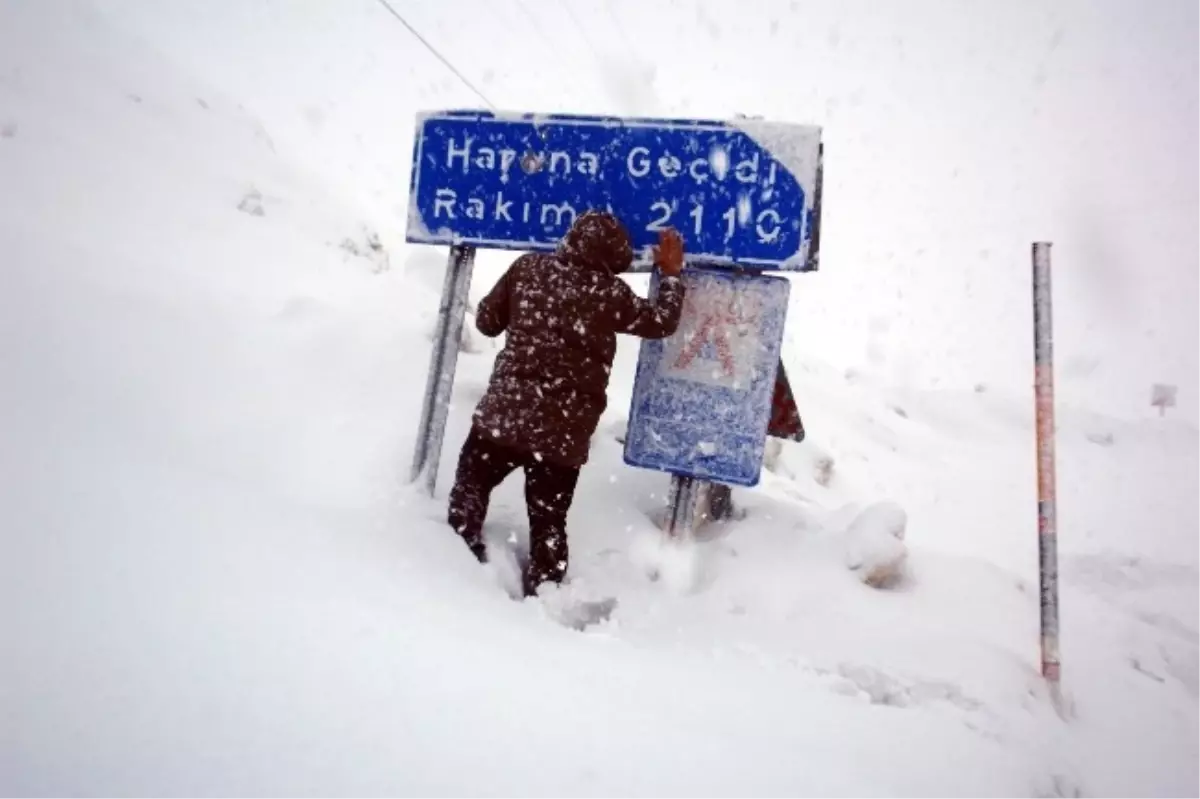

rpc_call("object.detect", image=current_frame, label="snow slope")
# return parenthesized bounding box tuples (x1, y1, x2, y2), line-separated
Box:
(2, 1, 1196, 796)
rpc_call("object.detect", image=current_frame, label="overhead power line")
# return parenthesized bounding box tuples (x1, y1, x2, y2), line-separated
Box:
(372, 0, 496, 110)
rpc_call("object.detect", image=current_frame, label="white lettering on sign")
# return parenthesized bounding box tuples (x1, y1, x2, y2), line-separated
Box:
(446, 137, 474, 174)
(644, 199, 795, 241)
(435, 188, 456, 219)
(756, 209, 782, 243)
(437, 134, 799, 242)
(722, 206, 736, 239)
(647, 200, 673, 231)
(445, 137, 600, 183)
(735, 152, 759, 183)
(540, 201, 577, 228)
(549, 151, 570, 175)
(624, 145, 780, 189)
(623, 141, 796, 238)
(494, 191, 513, 221)
(658, 154, 682, 178)
(627, 146, 651, 178)
(433, 188, 583, 230)
(540, 151, 599, 177)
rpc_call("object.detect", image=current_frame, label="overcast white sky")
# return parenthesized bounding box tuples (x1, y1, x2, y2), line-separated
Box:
(100, 0, 1199, 420)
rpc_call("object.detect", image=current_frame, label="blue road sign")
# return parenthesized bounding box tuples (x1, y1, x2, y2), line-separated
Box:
(623, 268, 791, 486)
(406, 111, 822, 270)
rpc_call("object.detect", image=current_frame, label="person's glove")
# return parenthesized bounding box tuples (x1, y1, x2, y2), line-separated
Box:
(653, 228, 684, 277)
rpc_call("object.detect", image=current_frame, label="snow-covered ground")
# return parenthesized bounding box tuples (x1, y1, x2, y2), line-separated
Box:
(2, 1, 1196, 796)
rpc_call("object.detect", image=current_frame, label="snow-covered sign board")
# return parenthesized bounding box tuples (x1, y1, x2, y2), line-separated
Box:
(406, 110, 823, 270)
(624, 268, 790, 486)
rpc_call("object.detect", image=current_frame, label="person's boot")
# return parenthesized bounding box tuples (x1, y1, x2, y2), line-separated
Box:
(466, 538, 487, 565)
(521, 569, 545, 599)
(448, 511, 488, 565)
(522, 560, 566, 598)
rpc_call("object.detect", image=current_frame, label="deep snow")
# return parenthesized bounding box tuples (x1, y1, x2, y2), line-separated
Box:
(2, 1, 1196, 796)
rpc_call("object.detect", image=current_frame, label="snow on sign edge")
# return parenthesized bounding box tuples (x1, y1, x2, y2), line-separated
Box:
(732, 119, 821, 194)
(732, 119, 822, 270)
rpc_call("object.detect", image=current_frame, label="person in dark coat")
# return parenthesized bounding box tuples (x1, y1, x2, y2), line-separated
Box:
(448, 210, 686, 597)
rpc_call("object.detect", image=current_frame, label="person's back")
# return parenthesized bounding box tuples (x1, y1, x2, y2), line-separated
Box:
(448, 211, 685, 596)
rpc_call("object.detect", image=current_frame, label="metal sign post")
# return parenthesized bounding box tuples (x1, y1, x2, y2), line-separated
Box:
(664, 474, 701, 539)
(410, 244, 475, 496)
(1032, 241, 1062, 698)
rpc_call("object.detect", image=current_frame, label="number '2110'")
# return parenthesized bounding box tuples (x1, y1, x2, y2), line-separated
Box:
(645, 200, 786, 245)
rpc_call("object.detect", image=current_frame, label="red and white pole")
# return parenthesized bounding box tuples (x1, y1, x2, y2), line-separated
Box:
(1032, 242, 1061, 691)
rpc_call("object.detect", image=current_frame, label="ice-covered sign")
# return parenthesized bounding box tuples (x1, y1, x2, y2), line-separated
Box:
(406, 110, 822, 270)
(624, 268, 790, 486)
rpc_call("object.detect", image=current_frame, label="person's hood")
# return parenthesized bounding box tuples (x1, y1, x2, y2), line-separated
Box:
(557, 210, 634, 275)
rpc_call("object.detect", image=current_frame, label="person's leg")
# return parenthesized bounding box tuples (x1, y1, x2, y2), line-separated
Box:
(522, 459, 581, 596)
(447, 428, 521, 562)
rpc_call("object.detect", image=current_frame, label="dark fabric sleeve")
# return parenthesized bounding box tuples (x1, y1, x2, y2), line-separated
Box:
(606, 274, 686, 339)
(475, 263, 514, 337)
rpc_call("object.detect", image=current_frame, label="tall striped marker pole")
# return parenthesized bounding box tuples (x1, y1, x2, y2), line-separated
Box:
(1032, 242, 1061, 693)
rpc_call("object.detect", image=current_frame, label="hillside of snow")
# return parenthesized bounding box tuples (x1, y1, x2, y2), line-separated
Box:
(2, 1, 1196, 796)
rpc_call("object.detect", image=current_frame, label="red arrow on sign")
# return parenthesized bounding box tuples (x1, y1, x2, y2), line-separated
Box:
(671, 283, 762, 380)
(672, 312, 736, 376)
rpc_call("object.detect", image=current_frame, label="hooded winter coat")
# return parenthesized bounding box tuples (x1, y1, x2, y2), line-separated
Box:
(470, 211, 685, 467)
